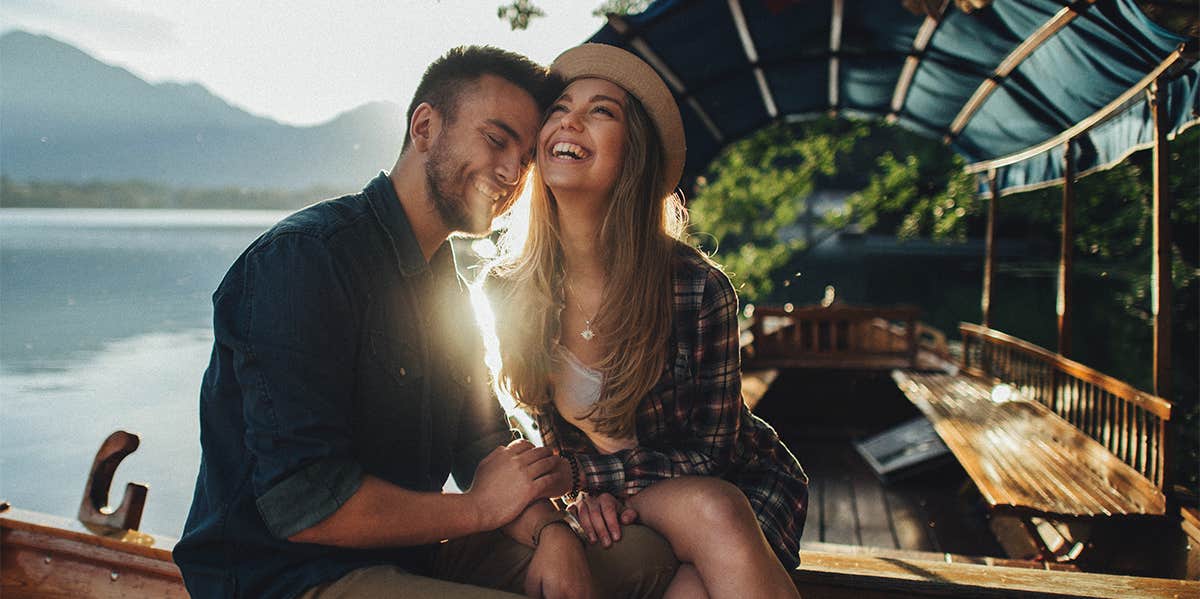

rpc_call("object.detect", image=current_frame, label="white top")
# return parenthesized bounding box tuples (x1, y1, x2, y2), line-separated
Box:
(551, 345, 637, 455)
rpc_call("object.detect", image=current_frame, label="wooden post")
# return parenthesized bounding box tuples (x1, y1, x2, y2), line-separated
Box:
(1058, 139, 1075, 357)
(1150, 80, 1172, 400)
(982, 169, 999, 328)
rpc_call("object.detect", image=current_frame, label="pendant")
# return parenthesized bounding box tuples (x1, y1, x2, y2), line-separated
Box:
(580, 321, 595, 341)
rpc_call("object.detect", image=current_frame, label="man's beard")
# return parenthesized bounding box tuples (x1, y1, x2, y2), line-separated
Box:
(425, 137, 489, 236)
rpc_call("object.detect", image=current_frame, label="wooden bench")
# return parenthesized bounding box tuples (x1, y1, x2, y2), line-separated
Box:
(892, 371, 1165, 518)
(790, 550, 1199, 598)
(891, 324, 1173, 557)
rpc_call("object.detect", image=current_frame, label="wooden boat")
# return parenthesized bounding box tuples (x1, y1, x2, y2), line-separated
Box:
(3, 427, 1198, 597)
(2, 432, 186, 598)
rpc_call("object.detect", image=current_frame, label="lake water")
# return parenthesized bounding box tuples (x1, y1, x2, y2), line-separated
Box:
(1, 208, 289, 537)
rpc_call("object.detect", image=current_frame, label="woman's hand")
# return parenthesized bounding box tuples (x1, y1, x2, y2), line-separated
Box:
(568, 493, 637, 548)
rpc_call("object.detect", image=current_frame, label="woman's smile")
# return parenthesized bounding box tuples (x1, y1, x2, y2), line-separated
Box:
(538, 77, 628, 197)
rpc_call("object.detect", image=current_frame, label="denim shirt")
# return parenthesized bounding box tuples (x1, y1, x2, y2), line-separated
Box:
(174, 173, 511, 599)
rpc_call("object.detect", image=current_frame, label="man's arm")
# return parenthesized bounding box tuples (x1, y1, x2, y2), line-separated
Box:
(289, 475, 481, 547)
(503, 498, 595, 599)
(290, 440, 566, 548)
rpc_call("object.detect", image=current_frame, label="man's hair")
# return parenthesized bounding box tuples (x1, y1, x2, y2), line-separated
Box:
(402, 46, 555, 150)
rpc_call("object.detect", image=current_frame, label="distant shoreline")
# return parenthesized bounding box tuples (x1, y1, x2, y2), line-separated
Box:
(0, 177, 342, 211)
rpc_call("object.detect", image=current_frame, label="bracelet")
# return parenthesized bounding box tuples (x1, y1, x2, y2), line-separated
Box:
(560, 511, 588, 542)
(562, 452, 581, 502)
(532, 512, 588, 547)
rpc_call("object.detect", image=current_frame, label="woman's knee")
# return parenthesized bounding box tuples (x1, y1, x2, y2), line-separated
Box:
(680, 478, 756, 531)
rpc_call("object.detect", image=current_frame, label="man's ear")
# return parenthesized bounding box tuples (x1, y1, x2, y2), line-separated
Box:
(409, 102, 440, 152)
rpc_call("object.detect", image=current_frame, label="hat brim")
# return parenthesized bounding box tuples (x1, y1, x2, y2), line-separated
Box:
(550, 43, 686, 200)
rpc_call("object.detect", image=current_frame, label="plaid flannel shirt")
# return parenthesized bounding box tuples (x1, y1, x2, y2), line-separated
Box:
(538, 245, 809, 567)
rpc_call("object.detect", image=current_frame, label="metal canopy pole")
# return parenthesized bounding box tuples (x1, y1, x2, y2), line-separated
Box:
(982, 169, 999, 328)
(1058, 139, 1075, 357)
(1150, 80, 1173, 399)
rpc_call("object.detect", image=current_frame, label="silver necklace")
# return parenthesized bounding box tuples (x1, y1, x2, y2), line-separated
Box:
(564, 278, 598, 341)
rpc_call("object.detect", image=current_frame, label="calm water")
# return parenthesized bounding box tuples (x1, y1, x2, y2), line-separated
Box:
(1, 208, 289, 537)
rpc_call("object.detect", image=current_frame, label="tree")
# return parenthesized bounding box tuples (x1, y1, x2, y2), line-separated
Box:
(497, 0, 650, 30)
(687, 119, 866, 299)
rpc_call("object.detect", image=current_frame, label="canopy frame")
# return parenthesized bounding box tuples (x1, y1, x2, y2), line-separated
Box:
(945, 0, 1100, 143)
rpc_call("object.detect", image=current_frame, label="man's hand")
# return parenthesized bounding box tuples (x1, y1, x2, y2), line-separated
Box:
(568, 493, 637, 548)
(524, 524, 594, 599)
(468, 440, 566, 529)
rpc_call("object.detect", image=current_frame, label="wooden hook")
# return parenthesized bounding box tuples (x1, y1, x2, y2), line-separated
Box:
(77, 430, 147, 531)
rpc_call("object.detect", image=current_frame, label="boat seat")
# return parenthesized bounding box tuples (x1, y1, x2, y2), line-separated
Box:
(790, 549, 1199, 598)
(891, 370, 1166, 519)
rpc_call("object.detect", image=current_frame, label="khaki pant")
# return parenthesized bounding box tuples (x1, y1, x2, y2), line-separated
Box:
(298, 525, 678, 598)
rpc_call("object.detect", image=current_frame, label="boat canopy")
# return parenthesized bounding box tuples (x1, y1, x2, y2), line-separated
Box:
(586, 0, 1198, 196)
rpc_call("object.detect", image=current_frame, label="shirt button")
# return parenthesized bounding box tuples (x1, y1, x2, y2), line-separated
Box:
(399, 367, 407, 377)
(465, 375, 472, 384)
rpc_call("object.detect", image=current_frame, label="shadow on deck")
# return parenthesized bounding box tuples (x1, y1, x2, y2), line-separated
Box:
(753, 369, 1005, 557)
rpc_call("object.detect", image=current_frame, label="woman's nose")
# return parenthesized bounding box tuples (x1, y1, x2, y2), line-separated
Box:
(558, 109, 583, 131)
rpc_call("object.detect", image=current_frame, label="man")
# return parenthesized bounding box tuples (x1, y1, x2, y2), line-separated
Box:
(174, 46, 677, 599)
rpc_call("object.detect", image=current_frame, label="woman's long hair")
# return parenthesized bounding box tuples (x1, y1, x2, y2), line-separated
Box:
(489, 92, 688, 437)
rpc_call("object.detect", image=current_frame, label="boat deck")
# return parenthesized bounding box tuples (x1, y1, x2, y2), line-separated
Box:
(751, 369, 1006, 557)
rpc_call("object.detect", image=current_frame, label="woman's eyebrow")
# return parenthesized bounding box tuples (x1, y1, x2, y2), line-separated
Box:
(589, 94, 624, 107)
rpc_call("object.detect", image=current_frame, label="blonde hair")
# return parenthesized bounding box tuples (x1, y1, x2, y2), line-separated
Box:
(489, 93, 688, 437)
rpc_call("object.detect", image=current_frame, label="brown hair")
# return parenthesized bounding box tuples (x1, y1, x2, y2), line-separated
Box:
(402, 46, 555, 150)
(489, 93, 688, 437)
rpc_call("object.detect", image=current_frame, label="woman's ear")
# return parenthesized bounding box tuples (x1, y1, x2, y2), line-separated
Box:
(408, 102, 440, 152)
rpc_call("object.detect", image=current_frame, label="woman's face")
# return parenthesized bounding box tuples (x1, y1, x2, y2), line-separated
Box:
(538, 77, 628, 199)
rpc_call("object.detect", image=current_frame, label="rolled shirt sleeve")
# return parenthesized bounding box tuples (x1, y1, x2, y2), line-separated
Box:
(215, 232, 365, 539)
(574, 268, 743, 497)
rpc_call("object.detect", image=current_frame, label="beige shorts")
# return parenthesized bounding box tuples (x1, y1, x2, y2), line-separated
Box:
(298, 525, 678, 598)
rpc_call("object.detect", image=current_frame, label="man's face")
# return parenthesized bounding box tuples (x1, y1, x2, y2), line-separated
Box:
(425, 74, 540, 236)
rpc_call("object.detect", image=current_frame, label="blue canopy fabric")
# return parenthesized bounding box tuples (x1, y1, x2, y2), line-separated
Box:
(586, 0, 1198, 196)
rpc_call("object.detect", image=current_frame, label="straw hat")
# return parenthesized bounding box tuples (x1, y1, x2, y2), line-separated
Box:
(550, 43, 686, 200)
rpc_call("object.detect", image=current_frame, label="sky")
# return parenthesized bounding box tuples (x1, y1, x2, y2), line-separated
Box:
(1, 0, 609, 126)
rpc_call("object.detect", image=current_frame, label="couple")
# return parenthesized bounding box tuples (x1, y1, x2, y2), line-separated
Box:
(174, 43, 807, 599)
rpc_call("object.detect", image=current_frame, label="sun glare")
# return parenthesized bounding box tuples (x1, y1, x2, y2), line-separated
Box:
(466, 173, 539, 441)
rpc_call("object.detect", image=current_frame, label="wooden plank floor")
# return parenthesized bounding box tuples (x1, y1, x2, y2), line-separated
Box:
(751, 369, 1006, 558)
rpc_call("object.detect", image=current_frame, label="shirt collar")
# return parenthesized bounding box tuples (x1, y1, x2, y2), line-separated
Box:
(364, 171, 456, 278)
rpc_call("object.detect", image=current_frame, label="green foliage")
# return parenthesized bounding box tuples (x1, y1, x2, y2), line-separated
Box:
(689, 119, 866, 299)
(498, 0, 646, 30)
(825, 121, 982, 242)
(591, 0, 652, 18)
(1001, 130, 1199, 326)
(830, 151, 980, 242)
(0, 177, 337, 211)
(497, 0, 545, 31)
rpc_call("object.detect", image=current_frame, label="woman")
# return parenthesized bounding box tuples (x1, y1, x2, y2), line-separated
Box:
(488, 43, 807, 598)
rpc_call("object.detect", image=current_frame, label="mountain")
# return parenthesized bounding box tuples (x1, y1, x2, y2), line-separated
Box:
(0, 31, 403, 190)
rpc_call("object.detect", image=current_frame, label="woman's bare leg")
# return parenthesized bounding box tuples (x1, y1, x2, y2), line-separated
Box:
(626, 477, 799, 599)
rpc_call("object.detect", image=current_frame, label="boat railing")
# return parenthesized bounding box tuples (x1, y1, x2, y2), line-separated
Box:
(743, 304, 950, 370)
(959, 323, 1173, 490)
